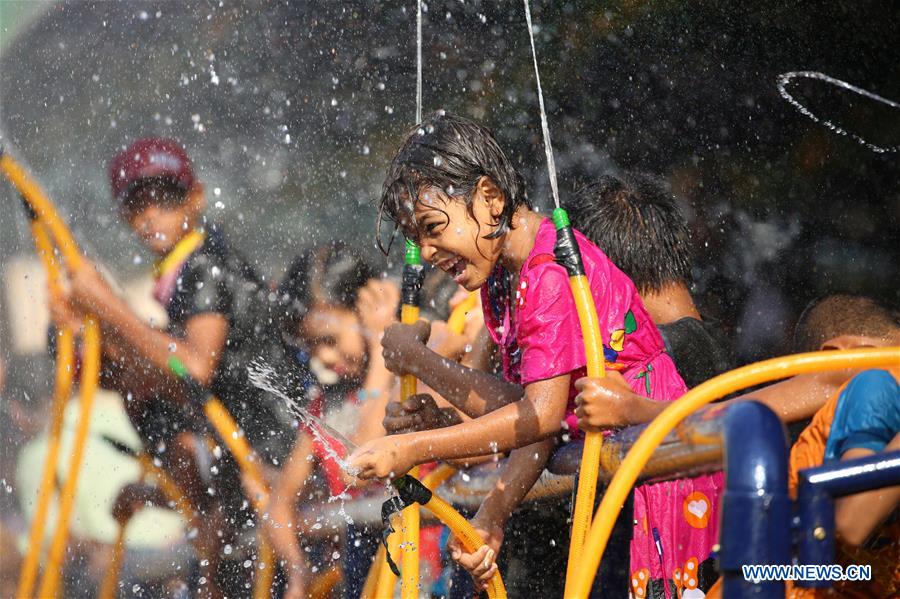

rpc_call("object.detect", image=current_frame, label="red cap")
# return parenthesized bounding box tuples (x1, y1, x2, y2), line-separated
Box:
(108, 137, 194, 200)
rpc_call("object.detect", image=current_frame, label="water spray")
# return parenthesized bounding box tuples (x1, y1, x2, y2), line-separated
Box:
(777, 71, 899, 153)
(521, 3, 608, 593)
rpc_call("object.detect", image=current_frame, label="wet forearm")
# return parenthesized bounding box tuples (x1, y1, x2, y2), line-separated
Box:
(476, 439, 555, 526)
(402, 397, 564, 464)
(408, 346, 523, 417)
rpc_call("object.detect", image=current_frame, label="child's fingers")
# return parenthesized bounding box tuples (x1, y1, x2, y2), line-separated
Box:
(574, 376, 594, 392)
(382, 413, 418, 433)
(454, 545, 490, 572)
(384, 401, 405, 417)
(402, 393, 431, 411)
(477, 562, 498, 586)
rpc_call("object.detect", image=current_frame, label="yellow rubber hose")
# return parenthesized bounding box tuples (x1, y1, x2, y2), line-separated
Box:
(359, 546, 384, 599)
(566, 346, 900, 598)
(400, 302, 421, 599)
(446, 291, 478, 335)
(309, 566, 343, 599)
(97, 524, 128, 599)
(365, 462, 456, 597)
(37, 317, 102, 599)
(374, 528, 402, 598)
(201, 398, 275, 599)
(16, 223, 75, 599)
(420, 463, 456, 490)
(424, 492, 507, 598)
(551, 207, 608, 596)
(2, 149, 103, 598)
(0, 151, 83, 269)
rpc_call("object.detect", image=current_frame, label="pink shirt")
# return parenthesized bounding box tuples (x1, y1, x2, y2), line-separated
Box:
(481, 219, 687, 433)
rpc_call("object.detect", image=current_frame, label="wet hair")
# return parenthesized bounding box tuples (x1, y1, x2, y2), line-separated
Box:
(278, 242, 375, 336)
(376, 111, 530, 252)
(793, 294, 900, 352)
(120, 177, 190, 215)
(564, 172, 692, 294)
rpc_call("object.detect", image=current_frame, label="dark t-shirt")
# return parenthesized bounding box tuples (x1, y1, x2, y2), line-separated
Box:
(166, 227, 295, 461)
(658, 316, 733, 389)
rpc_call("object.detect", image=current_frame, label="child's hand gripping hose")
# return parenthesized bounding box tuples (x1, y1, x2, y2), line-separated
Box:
(381, 475, 508, 598)
(566, 346, 900, 598)
(399, 239, 425, 598)
(1, 147, 103, 599)
(167, 357, 276, 599)
(552, 208, 609, 596)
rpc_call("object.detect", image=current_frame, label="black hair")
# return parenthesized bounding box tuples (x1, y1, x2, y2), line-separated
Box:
(277, 242, 375, 336)
(121, 177, 189, 214)
(564, 172, 692, 294)
(376, 111, 530, 252)
(793, 294, 900, 352)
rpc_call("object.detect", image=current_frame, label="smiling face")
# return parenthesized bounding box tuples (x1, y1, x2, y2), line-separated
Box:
(300, 303, 367, 382)
(407, 177, 507, 291)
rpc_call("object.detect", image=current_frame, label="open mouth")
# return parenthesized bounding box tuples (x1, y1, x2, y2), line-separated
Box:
(442, 254, 469, 284)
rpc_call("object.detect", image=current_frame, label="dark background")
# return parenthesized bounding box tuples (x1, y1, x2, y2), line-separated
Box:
(2, 0, 898, 367)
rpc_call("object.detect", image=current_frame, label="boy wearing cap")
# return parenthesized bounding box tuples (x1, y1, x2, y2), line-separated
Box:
(62, 137, 295, 597)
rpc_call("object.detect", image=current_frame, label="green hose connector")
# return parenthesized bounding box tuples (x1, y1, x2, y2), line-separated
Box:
(405, 238, 421, 265)
(552, 207, 570, 230)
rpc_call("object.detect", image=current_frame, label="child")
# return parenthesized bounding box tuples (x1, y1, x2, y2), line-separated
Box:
(577, 294, 900, 597)
(429, 172, 734, 593)
(786, 368, 899, 599)
(63, 137, 296, 596)
(264, 243, 399, 599)
(565, 173, 733, 388)
(348, 112, 689, 591)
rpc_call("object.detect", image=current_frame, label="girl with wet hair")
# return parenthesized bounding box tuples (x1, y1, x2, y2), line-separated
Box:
(351, 112, 689, 592)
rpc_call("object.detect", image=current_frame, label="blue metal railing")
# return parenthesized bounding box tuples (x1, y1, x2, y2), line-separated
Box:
(796, 450, 900, 588)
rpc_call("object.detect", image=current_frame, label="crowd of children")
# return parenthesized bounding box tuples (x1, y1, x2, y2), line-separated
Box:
(15, 111, 899, 599)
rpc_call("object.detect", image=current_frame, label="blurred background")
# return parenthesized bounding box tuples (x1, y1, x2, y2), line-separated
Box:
(0, 0, 897, 594)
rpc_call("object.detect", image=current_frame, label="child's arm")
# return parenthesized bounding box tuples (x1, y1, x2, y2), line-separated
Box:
(382, 393, 502, 469)
(67, 259, 226, 386)
(833, 433, 900, 547)
(574, 371, 668, 430)
(349, 374, 570, 478)
(573, 368, 856, 432)
(381, 321, 523, 418)
(450, 439, 557, 591)
(265, 432, 316, 598)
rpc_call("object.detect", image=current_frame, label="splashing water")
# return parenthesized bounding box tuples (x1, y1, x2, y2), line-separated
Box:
(777, 71, 899, 154)
(247, 360, 358, 475)
(523, 0, 560, 209)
